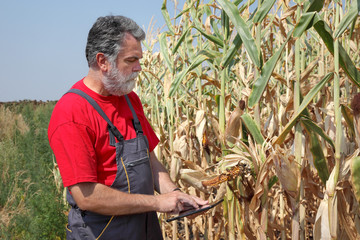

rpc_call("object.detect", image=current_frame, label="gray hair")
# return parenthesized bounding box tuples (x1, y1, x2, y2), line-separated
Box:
(85, 15, 145, 67)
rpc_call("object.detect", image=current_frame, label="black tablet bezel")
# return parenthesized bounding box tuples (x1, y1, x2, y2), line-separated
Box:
(166, 199, 224, 222)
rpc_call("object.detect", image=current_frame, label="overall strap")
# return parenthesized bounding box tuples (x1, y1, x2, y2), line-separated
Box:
(66, 89, 123, 145)
(124, 95, 143, 134)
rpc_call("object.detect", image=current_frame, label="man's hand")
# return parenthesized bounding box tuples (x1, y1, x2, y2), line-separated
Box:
(154, 190, 208, 214)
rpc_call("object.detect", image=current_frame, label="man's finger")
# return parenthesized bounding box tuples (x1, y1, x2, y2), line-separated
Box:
(177, 194, 199, 209)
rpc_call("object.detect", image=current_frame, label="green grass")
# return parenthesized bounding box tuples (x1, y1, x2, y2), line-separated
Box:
(0, 101, 67, 240)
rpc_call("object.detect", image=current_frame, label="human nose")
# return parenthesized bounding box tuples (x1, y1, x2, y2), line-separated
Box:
(133, 60, 142, 72)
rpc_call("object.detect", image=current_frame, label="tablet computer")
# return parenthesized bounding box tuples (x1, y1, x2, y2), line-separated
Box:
(166, 199, 224, 222)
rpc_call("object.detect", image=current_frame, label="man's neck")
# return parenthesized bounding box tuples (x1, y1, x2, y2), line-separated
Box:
(83, 70, 110, 96)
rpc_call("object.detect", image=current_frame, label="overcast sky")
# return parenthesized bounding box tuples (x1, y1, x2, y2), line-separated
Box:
(0, 1, 184, 102)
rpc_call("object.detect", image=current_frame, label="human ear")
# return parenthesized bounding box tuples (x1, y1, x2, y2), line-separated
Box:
(95, 53, 109, 72)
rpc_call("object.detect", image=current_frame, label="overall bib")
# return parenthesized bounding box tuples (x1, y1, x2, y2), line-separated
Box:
(65, 89, 163, 240)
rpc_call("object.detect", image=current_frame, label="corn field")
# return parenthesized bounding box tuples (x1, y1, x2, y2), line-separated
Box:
(136, 0, 360, 239)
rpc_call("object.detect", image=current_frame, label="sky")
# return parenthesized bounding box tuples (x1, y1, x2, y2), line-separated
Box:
(0, 1, 183, 102)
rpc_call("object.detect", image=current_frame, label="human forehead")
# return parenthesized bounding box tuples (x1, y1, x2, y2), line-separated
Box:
(118, 33, 143, 59)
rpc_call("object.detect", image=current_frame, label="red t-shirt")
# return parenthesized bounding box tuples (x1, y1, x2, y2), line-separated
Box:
(48, 79, 159, 187)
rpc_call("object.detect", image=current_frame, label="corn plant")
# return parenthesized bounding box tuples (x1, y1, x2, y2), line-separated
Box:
(138, 0, 360, 239)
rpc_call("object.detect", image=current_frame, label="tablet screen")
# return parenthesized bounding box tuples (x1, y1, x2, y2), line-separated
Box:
(166, 199, 223, 222)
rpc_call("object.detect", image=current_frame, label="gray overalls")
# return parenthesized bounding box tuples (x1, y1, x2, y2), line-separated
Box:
(65, 89, 163, 240)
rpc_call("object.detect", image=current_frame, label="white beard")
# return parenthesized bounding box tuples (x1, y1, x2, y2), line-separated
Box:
(102, 66, 138, 96)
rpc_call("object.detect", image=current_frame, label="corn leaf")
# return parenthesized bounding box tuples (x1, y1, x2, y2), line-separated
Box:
(301, 117, 335, 150)
(217, 0, 261, 68)
(193, 25, 224, 47)
(190, 4, 203, 27)
(293, 11, 360, 88)
(341, 104, 355, 138)
(302, 118, 330, 183)
(248, 29, 293, 107)
(210, 17, 223, 40)
(334, 0, 360, 38)
(240, 113, 265, 145)
(239, 0, 256, 13)
(220, 34, 243, 68)
(312, 13, 360, 88)
(274, 72, 334, 145)
(175, 0, 198, 19)
(252, 0, 276, 24)
(233, 0, 244, 6)
(293, 12, 316, 38)
(304, 0, 325, 13)
(221, 9, 230, 41)
(184, 18, 196, 59)
(172, 26, 191, 54)
(159, 32, 173, 73)
(168, 50, 220, 97)
(161, 0, 175, 34)
(203, 4, 212, 16)
(351, 156, 360, 203)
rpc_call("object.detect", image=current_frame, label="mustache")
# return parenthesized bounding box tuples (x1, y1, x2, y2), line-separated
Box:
(127, 72, 139, 80)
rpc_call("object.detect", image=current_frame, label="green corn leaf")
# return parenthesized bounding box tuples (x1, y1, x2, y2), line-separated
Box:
(221, 9, 230, 41)
(307, 128, 329, 184)
(193, 25, 224, 47)
(239, 0, 255, 13)
(248, 29, 293, 108)
(186, 27, 196, 59)
(168, 50, 219, 97)
(312, 13, 360, 88)
(159, 32, 173, 74)
(301, 116, 333, 184)
(190, 4, 203, 27)
(175, 0, 198, 19)
(175, 6, 191, 19)
(210, 17, 223, 40)
(161, 0, 175, 34)
(304, 0, 325, 13)
(350, 16, 357, 39)
(220, 34, 243, 69)
(312, 14, 333, 50)
(172, 26, 191, 54)
(351, 156, 360, 203)
(334, 0, 360, 38)
(240, 113, 265, 145)
(217, 0, 261, 68)
(204, 4, 212, 16)
(301, 117, 335, 150)
(252, 0, 276, 24)
(274, 72, 334, 145)
(293, 12, 316, 38)
(294, 12, 360, 88)
(233, 0, 244, 6)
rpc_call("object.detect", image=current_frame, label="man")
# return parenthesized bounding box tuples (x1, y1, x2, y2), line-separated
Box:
(48, 15, 207, 239)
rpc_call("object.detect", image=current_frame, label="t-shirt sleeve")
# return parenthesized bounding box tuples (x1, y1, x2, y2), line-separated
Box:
(49, 121, 98, 187)
(129, 92, 159, 152)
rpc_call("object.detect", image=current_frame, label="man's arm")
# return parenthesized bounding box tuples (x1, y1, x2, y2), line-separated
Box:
(69, 183, 157, 215)
(69, 181, 205, 216)
(69, 152, 207, 216)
